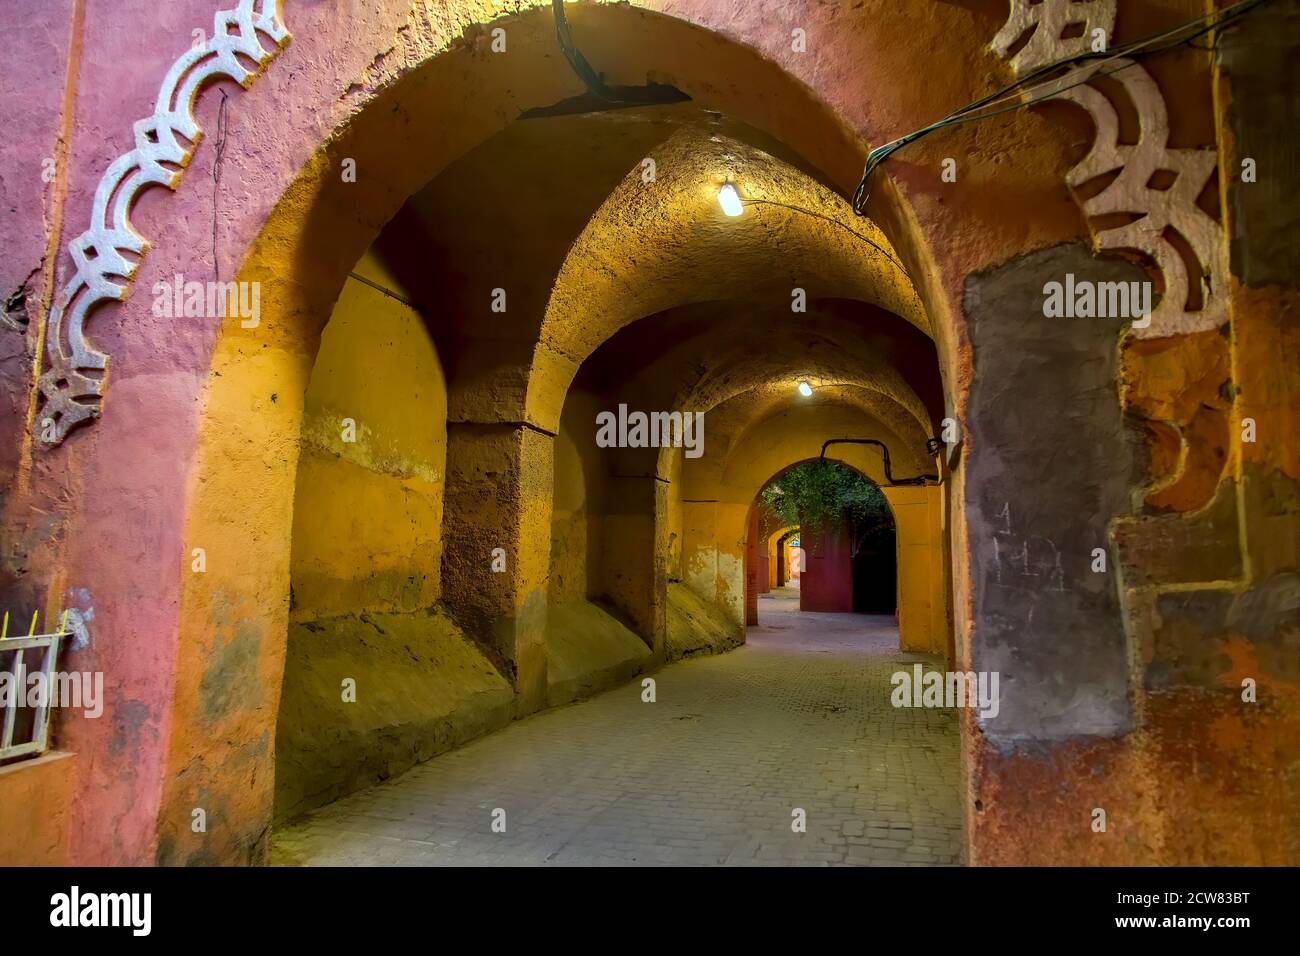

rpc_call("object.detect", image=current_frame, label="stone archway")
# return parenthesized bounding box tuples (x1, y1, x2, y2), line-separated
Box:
(739, 447, 937, 647)
(12, 0, 1271, 869)
(766, 524, 799, 590)
(678, 393, 946, 655)
(748, 464, 900, 622)
(147, 2, 1001, 866)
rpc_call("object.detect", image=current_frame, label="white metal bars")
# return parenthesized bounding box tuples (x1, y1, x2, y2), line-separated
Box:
(0, 613, 68, 761)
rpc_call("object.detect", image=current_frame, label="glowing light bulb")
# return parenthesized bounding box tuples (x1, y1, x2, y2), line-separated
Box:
(718, 182, 743, 217)
(798, 381, 813, 397)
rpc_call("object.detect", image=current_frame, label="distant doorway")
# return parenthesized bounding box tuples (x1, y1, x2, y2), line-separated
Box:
(752, 460, 896, 618)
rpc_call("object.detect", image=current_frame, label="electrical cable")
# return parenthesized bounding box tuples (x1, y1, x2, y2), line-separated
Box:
(347, 271, 418, 308)
(741, 198, 908, 272)
(552, 0, 620, 102)
(550, 0, 689, 107)
(819, 438, 939, 487)
(951, 0, 1262, 118)
(212, 90, 230, 282)
(956, 0, 1262, 119)
(851, 0, 1271, 213)
(852, 0, 1267, 211)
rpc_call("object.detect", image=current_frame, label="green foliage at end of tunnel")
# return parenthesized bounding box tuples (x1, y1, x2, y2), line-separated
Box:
(761, 460, 894, 546)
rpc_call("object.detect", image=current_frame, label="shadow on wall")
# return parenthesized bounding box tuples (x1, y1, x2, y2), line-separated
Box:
(274, 257, 514, 823)
(667, 583, 745, 659)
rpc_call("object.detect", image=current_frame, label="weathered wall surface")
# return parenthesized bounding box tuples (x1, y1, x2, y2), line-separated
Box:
(664, 447, 685, 582)
(963, 0, 1299, 864)
(0, 752, 77, 866)
(666, 582, 743, 661)
(273, 609, 512, 826)
(269, 249, 481, 823)
(290, 253, 447, 619)
(544, 601, 650, 707)
(0, 5, 78, 573)
(0, 0, 1292, 869)
(550, 389, 605, 603)
(964, 244, 1145, 743)
(547, 389, 658, 699)
(885, 485, 946, 656)
(1220, 0, 1299, 289)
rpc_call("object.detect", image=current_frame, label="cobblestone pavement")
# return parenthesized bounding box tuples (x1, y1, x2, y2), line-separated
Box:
(271, 592, 965, 866)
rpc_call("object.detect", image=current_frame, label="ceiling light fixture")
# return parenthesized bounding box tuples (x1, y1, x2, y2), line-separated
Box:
(798, 381, 813, 397)
(718, 182, 743, 217)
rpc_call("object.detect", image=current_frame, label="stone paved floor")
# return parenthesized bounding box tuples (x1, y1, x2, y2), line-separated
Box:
(270, 592, 965, 866)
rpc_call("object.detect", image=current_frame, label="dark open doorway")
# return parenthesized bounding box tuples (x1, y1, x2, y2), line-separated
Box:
(852, 522, 897, 614)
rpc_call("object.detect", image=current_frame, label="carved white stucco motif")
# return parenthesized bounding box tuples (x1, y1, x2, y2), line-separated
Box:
(991, 0, 1227, 339)
(991, 0, 1117, 76)
(1055, 60, 1226, 338)
(36, 0, 290, 445)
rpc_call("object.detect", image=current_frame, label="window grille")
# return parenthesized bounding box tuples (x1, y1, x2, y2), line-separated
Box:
(0, 613, 68, 762)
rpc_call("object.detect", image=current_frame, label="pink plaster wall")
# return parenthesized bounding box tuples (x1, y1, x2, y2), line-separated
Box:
(0, 0, 1067, 865)
(0, 2, 79, 592)
(0, 0, 428, 866)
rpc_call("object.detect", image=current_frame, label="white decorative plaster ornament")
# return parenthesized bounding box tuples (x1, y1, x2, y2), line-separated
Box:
(991, 0, 1117, 76)
(36, 0, 290, 445)
(1055, 60, 1226, 338)
(991, 0, 1227, 339)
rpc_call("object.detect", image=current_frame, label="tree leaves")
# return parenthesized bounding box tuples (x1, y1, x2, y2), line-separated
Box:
(760, 460, 894, 548)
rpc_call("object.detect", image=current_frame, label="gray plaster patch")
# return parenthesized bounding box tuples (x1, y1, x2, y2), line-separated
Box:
(199, 624, 263, 724)
(107, 698, 155, 759)
(963, 243, 1145, 745)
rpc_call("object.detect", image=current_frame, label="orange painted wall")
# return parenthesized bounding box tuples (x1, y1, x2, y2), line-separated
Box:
(0, 752, 76, 865)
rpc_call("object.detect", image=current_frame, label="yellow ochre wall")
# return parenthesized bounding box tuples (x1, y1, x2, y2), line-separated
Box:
(550, 388, 608, 603)
(288, 251, 448, 621)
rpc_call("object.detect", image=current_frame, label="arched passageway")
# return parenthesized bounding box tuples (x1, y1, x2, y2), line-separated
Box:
(261, 81, 957, 854)
(206, 2, 958, 852)
(160, 0, 948, 837)
(748, 460, 901, 624)
(5, 0, 1293, 870)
